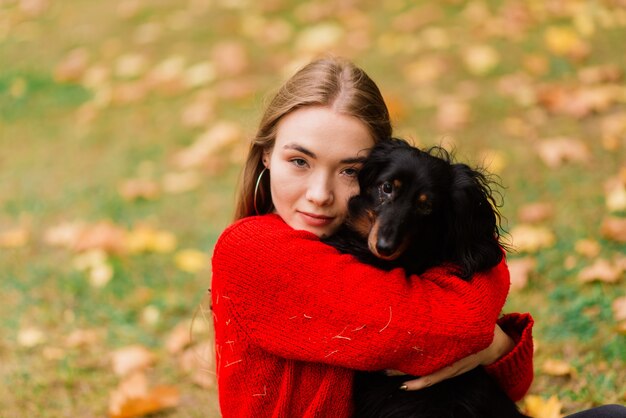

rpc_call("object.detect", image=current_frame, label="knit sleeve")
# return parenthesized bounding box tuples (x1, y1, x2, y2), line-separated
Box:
(484, 312, 534, 401)
(211, 215, 511, 376)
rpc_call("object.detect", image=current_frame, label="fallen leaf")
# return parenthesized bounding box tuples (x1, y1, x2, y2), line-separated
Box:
(180, 92, 215, 128)
(601, 216, 626, 242)
(146, 55, 186, 93)
(73, 249, 114, 288)
(116, 0, 143, 19)
(605, 176, 626, 213)
(542, 358, 574, 377)
(19, 0, 49, 16)
(509, 224, 556, 253)
(294, 23, 344, 55)
(109, 372, 180, 418)
(180, 340, 215, 388)
(166, 322, 193, 355)
(65, 328, 101, 348)
(174, 249, 209, 273)
(140, 305, 160, 327)
(578, 64, 622, 84)
(518, 202, 554, 223)
(524, 395, 563, 418)
(578, 258, 622, 283)
(162, 171, 201, 194)
(211, 41, 249, 77)
(54, 48, 90, 83)
(613, 296, 626, 322)
(574, 239, 601, 258)
(17, 326, 46, 348)
(403, 55, 448, 86)
(523, 54, 550, 76)
(436, 98, 470, 131)
(476, 149, 507, 175)
(126, 225, 177, 254)
(172, 120, 242, 169)
(600, 112, 626, 151)
(115, 53, 148, 79)
(111, 345, 157, 377)
(544, 26, 590, 60)
(183, 61, 216, 89)
(508, 257, 536, 291)
(462, 44, 500, 76)
(133, 22, 162, 44)
(0, 226, 29, 248)
(73, 221, 127, 254)
(119, 178, 160, 201)
(536, 137, 590, 168)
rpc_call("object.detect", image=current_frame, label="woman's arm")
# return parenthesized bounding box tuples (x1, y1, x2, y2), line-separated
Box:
(211, 215, 511, 375)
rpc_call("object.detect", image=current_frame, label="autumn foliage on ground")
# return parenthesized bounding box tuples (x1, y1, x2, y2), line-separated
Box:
(1, 0, 625, 417)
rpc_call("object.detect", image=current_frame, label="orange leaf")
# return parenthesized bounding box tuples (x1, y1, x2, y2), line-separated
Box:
(73, 221, 127, 254)
(574, 239, 601, 258)
(612, 296, 626, 322)
(601, 217, 626, 243)
(536, 137, 590, 168)
(518, 202, 554, 223)
(110, 385, 179, 418)
(0, 226, 29, 248)
(119, 178, 160, 201)
(54, 48, 89, 83)
(578, 259, 621, 284)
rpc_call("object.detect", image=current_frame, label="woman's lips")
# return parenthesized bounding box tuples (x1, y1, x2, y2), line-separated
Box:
(299, 211, 335, 227)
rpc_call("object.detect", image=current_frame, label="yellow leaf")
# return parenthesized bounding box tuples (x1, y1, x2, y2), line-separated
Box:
(295, 23, 344, 55)
(174, 249, 209, 273)
(605, 176, 626, 213)
(0, 226, 29, 248)
(509, 224, 556, 253)
(476, 149, 507, 175)
(126, 226, 177, 254)
(544, 26, 590, 59)
(109, 384, 180, 418)
(542, 358, 574, 377)
(524, 395, 563, 418)
(17, 326, 46, 348)
(462, 44, 500, 76)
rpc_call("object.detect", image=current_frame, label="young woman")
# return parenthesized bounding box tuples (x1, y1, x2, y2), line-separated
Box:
(211, 57, 622, 417)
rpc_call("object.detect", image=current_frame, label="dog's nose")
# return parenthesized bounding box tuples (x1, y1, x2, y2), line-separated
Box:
(376, 238, 395, 256)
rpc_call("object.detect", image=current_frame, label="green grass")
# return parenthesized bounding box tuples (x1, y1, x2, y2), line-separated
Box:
(1, 0, 625, 416)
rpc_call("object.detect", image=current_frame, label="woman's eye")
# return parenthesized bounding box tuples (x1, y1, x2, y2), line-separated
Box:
(291, 158, 308, 168)
(343, 167, 359, 177)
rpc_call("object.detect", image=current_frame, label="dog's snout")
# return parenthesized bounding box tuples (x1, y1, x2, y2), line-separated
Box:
(376, 237, 395, 256)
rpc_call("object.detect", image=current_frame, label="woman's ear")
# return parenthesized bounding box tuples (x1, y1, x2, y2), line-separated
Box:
(262, 150, 271, 169)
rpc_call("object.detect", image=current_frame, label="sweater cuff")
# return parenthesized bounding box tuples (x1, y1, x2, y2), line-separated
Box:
(484, 312, 534, 402)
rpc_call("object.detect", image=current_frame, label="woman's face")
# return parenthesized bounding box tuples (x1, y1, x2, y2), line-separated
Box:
(265, 106, 374, 238)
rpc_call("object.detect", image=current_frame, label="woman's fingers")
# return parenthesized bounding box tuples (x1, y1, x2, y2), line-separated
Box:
(400, 355, 479, 391)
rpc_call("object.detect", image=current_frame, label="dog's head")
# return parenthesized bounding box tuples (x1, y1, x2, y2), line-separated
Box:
(346, 138, 503, 278)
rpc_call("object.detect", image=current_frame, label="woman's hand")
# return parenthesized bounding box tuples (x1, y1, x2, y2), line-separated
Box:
(396, 325, 515, 391)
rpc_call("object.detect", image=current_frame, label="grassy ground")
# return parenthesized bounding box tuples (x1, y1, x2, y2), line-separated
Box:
(1, 0, 625, 416)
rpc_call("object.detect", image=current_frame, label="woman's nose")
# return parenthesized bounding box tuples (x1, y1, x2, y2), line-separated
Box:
(306, 173, 334, 206)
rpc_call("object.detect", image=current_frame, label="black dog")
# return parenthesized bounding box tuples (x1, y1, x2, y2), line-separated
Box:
(324, 138, 527, 418)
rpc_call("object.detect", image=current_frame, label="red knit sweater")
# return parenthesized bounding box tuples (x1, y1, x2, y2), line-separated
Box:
(211, 214, 534, 418)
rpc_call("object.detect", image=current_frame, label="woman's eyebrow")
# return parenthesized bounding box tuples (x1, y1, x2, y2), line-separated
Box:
(283, 143, 316, 158)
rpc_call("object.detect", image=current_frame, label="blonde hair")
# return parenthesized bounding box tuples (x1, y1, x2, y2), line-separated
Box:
(234, 57, 392, 220)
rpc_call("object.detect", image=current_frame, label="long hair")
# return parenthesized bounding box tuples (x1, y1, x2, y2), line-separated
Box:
(234, 57, 393, 220)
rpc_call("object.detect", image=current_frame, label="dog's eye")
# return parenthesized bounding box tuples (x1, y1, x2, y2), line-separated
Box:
(381, 182, 393, 194)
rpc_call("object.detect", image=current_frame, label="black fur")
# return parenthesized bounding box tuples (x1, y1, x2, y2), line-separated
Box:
(323, 138, 526, 418)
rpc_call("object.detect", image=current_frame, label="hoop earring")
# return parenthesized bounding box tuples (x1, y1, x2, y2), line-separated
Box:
(253, 167, 268, 215)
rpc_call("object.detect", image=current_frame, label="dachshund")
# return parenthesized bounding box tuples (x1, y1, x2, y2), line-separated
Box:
(323, 138, 527, 418)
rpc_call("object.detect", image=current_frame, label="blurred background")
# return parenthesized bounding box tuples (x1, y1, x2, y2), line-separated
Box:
(1, 0, 625, 416)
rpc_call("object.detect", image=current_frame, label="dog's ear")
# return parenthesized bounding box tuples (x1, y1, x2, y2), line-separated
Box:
(447, 163, 503, 279)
